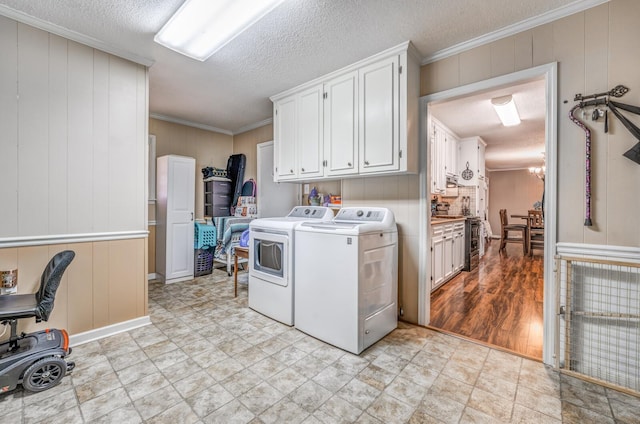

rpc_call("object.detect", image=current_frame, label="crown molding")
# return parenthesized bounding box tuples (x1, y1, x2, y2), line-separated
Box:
(421, 0, 610, 65)
(234, 118, 273, 135)
(0, 5, 154, 67)
(149, 113, 234, 136)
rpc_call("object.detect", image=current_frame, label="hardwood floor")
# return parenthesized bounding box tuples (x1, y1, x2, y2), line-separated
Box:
(430, 238, 544, 359)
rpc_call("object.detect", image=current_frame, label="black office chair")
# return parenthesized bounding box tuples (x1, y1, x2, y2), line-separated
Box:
(0, 250, 75, 349)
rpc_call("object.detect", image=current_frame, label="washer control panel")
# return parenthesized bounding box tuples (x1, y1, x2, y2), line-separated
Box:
(335, 208, 385, 222)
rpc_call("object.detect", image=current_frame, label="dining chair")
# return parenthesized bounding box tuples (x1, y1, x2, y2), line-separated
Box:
(527, 209, 544, 256)
(499, 209, 527, 254)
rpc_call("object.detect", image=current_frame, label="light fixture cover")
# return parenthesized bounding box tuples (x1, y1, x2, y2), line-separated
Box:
(491, 95, 521, 126)
(154, 0, 285, 61)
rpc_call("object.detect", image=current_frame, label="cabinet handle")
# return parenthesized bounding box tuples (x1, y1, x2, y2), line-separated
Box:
(348, 162, 352, 167)
(301, 168, 305, 172)
(191, 212, 194, 221)
(290, 169, 294, 173)
(364, 160, 370, 166)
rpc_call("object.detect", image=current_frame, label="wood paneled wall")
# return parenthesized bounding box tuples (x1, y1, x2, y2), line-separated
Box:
(150, 118, 233, 222)
(0, 240, 146, 336)
(0, 16, 148, 338)
(487, 170, 544, 236)
(422, 0, 640, 247)
(233, 124, 274, 182)
(343, 175, 421, 321)
(0, 17, 147, 237)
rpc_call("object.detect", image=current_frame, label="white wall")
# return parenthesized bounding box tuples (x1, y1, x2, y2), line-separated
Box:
(0, 17, 148, 238)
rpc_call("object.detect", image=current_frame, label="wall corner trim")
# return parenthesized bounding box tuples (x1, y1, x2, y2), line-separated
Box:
(0, 5, 154, 67)
(0, 230, 149, 248)
(69, 316, 151, 347)
(234, 118, 274, 135)
(149, 113, 234, 136)
(421, 0, 610, 65)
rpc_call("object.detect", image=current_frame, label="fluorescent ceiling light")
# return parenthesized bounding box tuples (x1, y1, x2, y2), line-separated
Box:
(491, 95, 521, 126)
(154, 0, 285, 61)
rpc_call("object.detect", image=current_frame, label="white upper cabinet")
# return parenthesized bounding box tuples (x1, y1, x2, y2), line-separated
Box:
(457, 136, 487, 187)
(298, 85, 324, 179)
(429, 117, 459, 194)
(445, 128, 458, 177)
(274, 96, 297, 180)
(273, 84, 324, 180)
(271, 41, 418, 182)
(359, 55, 399, 174)
(324, 70, 358, 176)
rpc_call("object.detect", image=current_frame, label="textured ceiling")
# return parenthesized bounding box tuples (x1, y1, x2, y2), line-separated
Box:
(0, 0, 588, 136)
(430, 79, 547, 171)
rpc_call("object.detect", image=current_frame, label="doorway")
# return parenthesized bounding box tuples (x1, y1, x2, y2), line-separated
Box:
(418, 64, 558, 365)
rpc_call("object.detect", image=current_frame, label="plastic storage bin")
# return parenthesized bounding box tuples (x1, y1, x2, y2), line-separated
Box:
(194, 248, 214, 276)
(194, 223, 217, 249)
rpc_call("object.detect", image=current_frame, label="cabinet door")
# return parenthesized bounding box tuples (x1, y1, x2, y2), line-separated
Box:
(431, 122, 446, 193)
(324, 71, 358, 176)
(298, 85, 324, 179)
(445, 130, 458, 177)
(478, 142, 486, 180)
(163, 156, 195, 282)
(453, 228, 465, 272)
(274, 96, 297, 180)
(431, 224, 445, 290)
(443, 227, 454, 281)
(358, 55, 400, 173)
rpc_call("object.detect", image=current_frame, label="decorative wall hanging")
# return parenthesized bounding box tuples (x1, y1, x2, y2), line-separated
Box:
(567, 84, 640, 226)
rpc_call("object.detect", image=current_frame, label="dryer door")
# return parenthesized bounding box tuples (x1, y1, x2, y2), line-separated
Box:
(250, 230, 289, 286)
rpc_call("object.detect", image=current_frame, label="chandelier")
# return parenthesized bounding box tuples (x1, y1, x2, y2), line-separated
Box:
(529, 166, 545, 180)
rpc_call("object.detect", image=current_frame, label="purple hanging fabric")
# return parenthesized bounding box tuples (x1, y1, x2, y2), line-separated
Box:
(569, 104, 593, 227)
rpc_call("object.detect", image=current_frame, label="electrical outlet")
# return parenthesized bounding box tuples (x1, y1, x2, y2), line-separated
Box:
(303, 184, 310, 194)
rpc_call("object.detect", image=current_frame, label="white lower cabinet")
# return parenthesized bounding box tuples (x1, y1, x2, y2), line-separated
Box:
(431, 221, 465, 291)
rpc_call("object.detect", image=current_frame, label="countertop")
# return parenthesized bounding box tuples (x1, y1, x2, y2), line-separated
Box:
(431, 216, 467, 225)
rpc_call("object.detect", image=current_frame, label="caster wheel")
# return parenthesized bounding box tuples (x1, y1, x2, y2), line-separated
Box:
(22, 357, 67, 392)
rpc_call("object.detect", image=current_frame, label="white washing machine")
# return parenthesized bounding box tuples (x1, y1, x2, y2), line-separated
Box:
(248, 206, 334, 325)
(294, 207, 398, 354)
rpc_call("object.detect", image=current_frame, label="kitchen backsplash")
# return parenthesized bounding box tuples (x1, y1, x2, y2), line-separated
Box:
(440, 186, 477, 216)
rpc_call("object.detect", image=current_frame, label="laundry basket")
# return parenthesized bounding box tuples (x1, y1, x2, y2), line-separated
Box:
(194, 248, 214, 276)
(194, 223, 216, 249)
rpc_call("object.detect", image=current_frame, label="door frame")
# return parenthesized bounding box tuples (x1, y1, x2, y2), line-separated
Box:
(418, 62, 558, 365)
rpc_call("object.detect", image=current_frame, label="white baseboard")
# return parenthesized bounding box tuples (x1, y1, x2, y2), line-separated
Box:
(69, 316, 151, 347)
(148, 273, 159, 281)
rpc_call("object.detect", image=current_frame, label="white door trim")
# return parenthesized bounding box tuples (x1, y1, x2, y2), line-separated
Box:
(418, 62, 558, 366)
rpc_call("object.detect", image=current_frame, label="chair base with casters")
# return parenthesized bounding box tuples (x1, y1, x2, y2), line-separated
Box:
(0, 250, 75, 393)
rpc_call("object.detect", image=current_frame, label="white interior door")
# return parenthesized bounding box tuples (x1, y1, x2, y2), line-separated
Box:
(257, 141, 299, 218)
(166, 156, 195, 281)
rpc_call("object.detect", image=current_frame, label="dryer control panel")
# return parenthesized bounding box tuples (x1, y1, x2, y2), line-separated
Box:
(288, 206, 334, 219)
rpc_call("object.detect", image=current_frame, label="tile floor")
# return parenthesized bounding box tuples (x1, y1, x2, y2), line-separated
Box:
(1, 269, 639, 423)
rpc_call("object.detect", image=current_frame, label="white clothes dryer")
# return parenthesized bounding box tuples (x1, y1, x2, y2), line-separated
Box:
(248, 206, 334, 325)
(294, 207, 398, 354)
